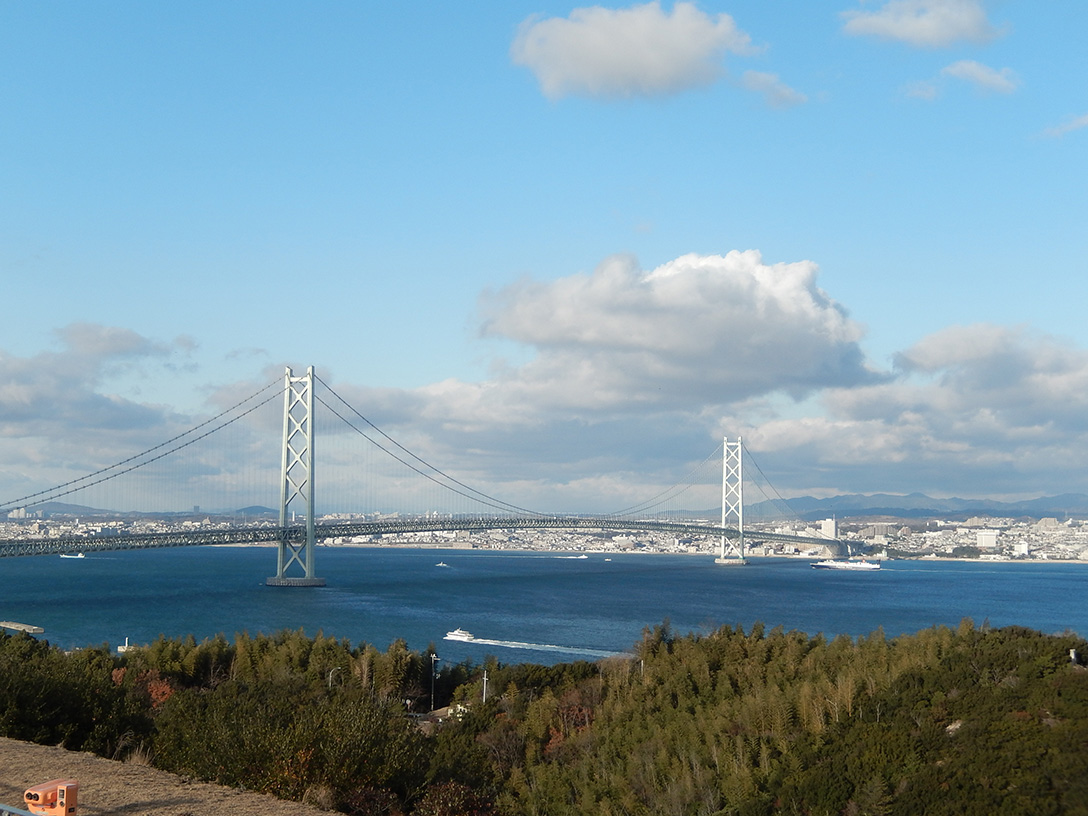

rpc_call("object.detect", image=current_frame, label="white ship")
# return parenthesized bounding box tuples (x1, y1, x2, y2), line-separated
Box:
(444, 628, 475, 642)
(59, 552, 85, 559)
(811, 559, 880, 571)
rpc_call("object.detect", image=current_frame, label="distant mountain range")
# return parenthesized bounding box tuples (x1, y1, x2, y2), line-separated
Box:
(13, 502, 278, 518)
(12, 496, 1088, 524)
(755, 492, 1088, 521)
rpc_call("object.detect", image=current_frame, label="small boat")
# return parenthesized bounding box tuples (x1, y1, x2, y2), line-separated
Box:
(60, 552, 85, 559)
(811, 559, 880, 571)
(445, 628, 475, 642)
(435, 562, 449, 567)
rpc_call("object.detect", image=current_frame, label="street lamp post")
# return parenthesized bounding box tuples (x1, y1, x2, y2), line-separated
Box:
(430, 653, 441, 712)
(326, 666, 342, 690)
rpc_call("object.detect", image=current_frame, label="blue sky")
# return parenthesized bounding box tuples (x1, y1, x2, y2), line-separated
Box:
(2, 1, 1087, 511)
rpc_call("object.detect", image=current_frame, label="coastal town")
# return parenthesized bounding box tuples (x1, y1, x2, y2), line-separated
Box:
(3, 508, 1088, 562)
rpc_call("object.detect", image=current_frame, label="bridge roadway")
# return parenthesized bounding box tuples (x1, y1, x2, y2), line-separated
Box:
(0, 516, 843, 559)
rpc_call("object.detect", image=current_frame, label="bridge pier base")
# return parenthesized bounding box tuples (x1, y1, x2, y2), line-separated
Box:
(266, 576, 327, 587)
(714, 557, 748, 566)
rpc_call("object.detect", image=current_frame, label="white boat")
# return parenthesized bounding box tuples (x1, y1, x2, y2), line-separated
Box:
(445, 628, 475, 642)
(435, 562, 449, 567)
(811, 559, 880, 571)
(60, 552, 85, 559)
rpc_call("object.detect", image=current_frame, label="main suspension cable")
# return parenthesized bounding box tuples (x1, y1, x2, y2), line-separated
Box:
(314, 379, 550, 518)
(0, 379, 281, 512)
(606, 441, 724, 518)
(741, 441, 800, 522)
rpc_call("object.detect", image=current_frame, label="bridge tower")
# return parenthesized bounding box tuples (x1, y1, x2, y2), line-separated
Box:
(267, 366, 325, 587)
(716, 437, 747, 565)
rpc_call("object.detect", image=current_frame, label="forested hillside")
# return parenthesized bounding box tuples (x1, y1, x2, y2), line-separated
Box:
(0, 621, 1085, 815)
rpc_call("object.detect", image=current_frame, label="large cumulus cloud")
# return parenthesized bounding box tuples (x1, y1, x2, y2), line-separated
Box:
(334, 271, 1088, 508)
(475, 251, 877, 412)
(321, 251, 881, 510)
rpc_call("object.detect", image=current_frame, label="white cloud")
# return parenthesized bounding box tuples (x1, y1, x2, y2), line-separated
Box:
(0, 323, 176, 434)
(511, 2, 755, 99)
(904, 59, 1018, 101)
(940, 59, 1019, 93)
(330, 311, 1088, 508)
(475, 251, 875, 414)
(748, 325, 1088, 497)
(842, 0, 1001, 48)
(1044, 112, 1088, 138)
(904, 80, 939, 100)
(12, 310, 1088, 515)
(0, 324, 216, 507)
(316, 251, 878, 510)
(740, 71, 807, 108)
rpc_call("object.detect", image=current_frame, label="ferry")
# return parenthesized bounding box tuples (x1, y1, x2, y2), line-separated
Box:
(811, 559, 880, 571)
(445, 628, 475, 642)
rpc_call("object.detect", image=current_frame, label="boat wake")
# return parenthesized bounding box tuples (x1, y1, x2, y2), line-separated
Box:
(443, 632, 621, 658)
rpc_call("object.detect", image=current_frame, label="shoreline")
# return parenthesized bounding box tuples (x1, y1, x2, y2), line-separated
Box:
(213, 540, 1088, 565)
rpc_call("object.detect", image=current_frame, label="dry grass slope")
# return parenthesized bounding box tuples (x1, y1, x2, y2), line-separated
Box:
(0, 737, 330, 816)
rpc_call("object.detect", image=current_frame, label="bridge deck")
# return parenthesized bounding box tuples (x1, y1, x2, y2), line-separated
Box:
(0, 517, 842, 558)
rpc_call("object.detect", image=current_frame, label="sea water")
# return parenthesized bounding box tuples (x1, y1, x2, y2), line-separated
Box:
(2, 547, 1086, 665)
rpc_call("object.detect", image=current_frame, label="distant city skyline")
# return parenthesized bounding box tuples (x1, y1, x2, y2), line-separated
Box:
(2, 2, 1087, 510)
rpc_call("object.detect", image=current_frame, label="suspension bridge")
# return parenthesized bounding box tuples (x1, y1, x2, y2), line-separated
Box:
(0, 367, 841, 583)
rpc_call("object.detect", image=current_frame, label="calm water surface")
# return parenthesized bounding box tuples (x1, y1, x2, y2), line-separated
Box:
(2, 547, 1085, 664)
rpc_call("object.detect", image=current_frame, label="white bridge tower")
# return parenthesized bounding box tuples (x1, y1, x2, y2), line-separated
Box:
(267, 366, 325, 587)
(716, 437, 747, 565)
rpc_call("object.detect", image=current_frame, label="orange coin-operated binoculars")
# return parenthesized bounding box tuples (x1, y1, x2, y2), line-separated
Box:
(23, 779, 78, 815)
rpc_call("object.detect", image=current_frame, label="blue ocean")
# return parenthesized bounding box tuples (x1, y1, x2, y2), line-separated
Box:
(2, 547, 1086, 664)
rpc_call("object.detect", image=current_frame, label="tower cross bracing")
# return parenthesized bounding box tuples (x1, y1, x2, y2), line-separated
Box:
(716, 437, 746, 565)
(268, 366, 325, 587)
